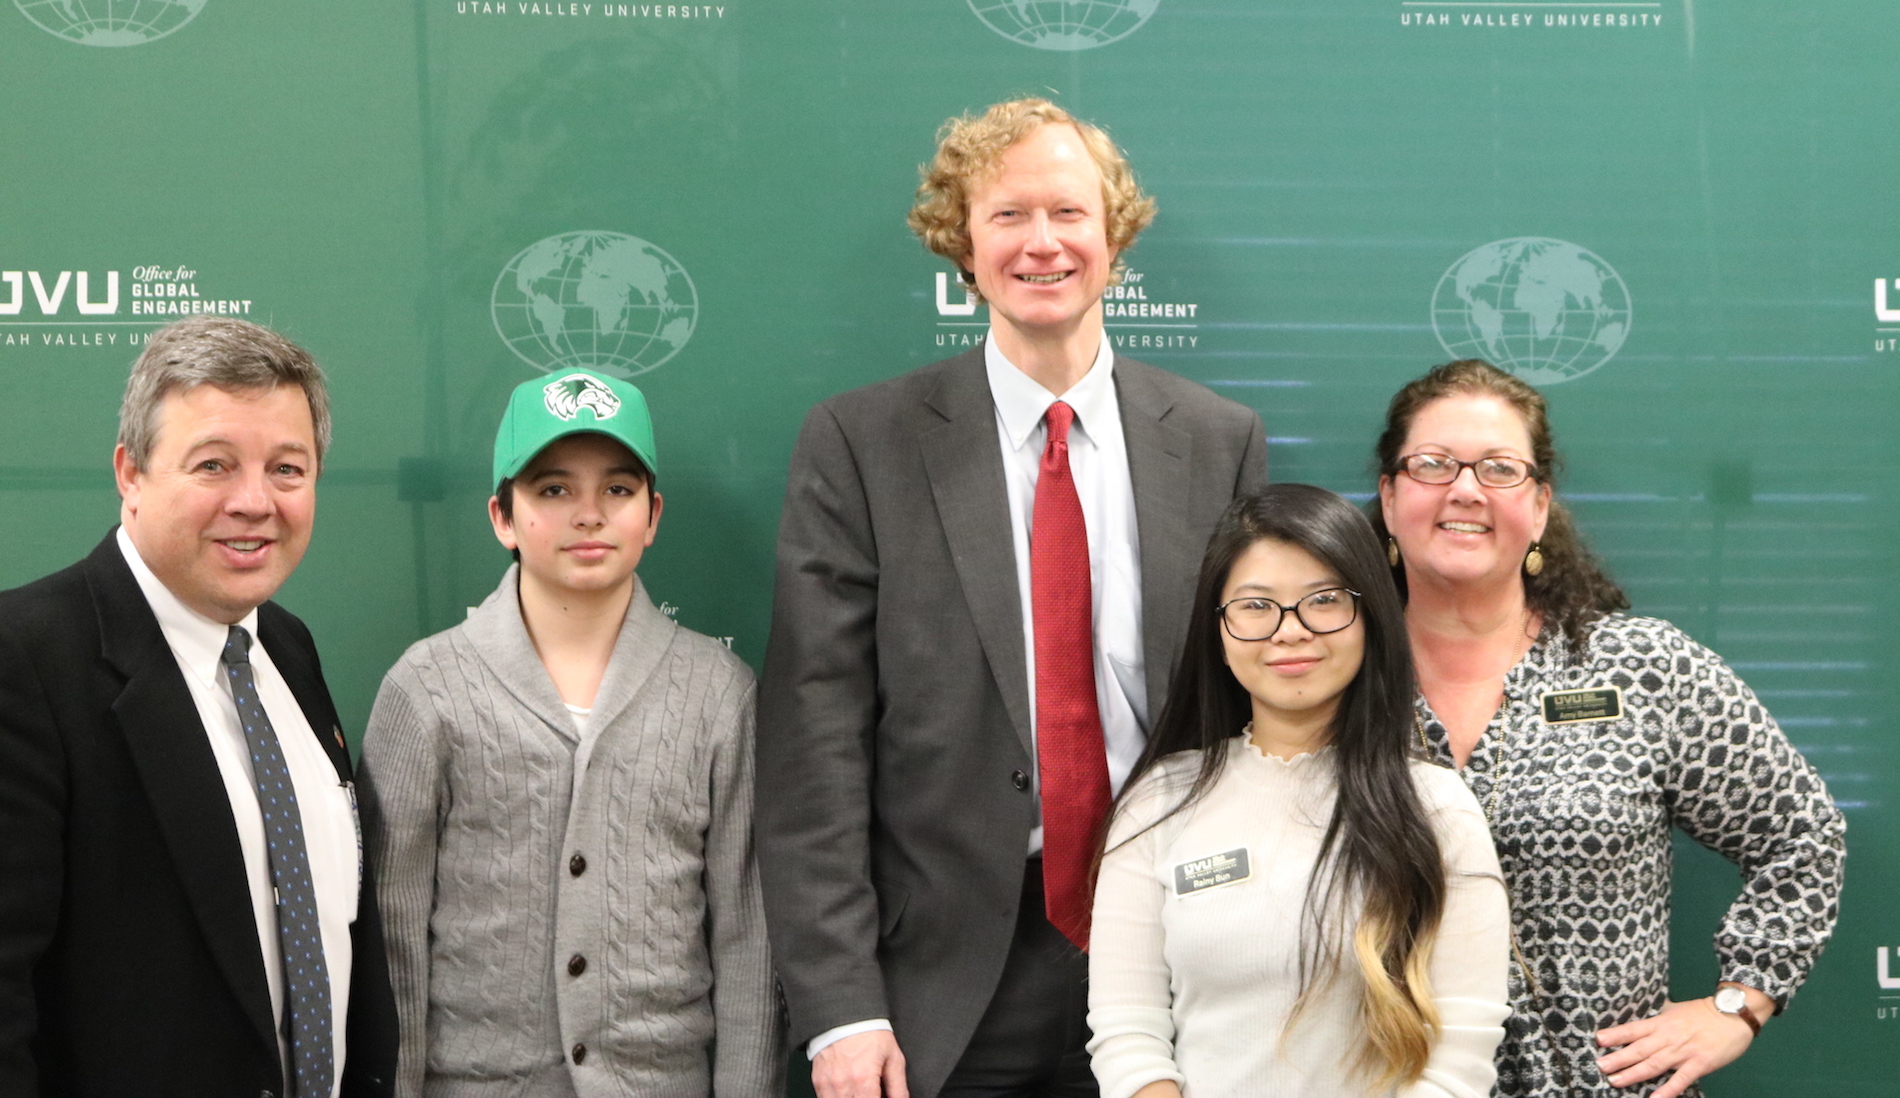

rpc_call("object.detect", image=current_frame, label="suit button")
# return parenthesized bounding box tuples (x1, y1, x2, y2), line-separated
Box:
(1011, 769, 1029, 791)
(568, 953, 588, 977)
(571, 1042, 587, 1064)
(569, 853, 587, 876)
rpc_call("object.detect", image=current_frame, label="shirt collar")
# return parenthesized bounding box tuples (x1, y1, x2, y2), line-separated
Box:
(983, 331, 1117, 452)
(116, 524, 261, 691)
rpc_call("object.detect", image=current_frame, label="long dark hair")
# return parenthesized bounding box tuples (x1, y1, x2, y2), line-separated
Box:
(1368, 359, 1628, 652)
(1104, 484, 1447, 1085)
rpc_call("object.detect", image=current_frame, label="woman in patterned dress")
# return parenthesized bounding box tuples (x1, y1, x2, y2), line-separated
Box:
(1368, 360, 1846, 1098)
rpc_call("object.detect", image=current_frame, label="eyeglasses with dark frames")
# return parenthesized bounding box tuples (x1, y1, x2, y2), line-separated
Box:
(1218, 588, 1362, 642)
(1396, 452, 1538, 489)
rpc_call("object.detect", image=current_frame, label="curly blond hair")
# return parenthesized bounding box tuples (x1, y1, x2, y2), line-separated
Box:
(908, 98, 1156, 294)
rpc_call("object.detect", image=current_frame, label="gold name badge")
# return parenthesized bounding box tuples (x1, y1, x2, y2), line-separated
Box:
(1540, 686, 1624, 724)
(1173, 847, 1251, 896)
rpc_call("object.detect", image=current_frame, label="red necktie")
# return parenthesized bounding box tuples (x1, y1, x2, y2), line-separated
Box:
(1032, 400, 1111, 952)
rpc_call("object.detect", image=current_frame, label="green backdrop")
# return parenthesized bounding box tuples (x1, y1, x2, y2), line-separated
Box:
(2, 1, 1893, 1093)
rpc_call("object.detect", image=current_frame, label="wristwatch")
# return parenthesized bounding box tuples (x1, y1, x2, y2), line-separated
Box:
(1713, 985, 1763, 1036)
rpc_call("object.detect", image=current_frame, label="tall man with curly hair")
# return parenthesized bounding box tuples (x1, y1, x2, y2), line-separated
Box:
(757, 99, 1270, 1098)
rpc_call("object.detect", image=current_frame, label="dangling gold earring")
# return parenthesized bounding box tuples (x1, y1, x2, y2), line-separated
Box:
(1387, 538, 1401, 567)
(1524, 542, 1545, 576)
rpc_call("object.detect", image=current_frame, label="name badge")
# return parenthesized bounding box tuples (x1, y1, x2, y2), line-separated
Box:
(1173, 848, 1251, 896)
(1540, 686, 1624, 724)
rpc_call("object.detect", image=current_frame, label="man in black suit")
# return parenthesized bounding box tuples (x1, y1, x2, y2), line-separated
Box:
(757, 100, 1268, 1098)
(0, 316, 397, 1097)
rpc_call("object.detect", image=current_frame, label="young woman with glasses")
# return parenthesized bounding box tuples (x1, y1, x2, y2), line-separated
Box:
(1370, 359, 1845, 1098)
(1087, 484, 1511, 1098)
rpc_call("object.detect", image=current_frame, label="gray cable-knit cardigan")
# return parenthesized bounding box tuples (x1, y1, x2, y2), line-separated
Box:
(359, 568, 783, 1098)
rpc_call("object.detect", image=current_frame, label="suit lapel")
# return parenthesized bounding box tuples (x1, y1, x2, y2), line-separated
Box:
(259, 602, 352, 781)
(84, 535, 279, 1057)
(919, 352, 1033, 758)
(1115, 361, 1196, 722)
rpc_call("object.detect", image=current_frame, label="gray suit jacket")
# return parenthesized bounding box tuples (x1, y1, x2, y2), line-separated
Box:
(755, 348, 1267, 1098)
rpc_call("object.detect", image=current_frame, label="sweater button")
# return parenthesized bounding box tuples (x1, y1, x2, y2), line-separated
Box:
(569, 853, 586, 877)
(1011, 769, 1029, 791)
(571, 1042, 587, 1064)
(568, 953, 588, 977)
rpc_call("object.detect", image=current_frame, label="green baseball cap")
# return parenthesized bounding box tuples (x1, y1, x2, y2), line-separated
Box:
(492, 368, 659, 490)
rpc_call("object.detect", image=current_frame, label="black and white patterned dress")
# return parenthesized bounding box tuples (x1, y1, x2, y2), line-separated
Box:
(1413, 614, 1846, 1098)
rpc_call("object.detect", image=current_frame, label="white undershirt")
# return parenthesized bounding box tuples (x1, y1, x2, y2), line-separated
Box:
(809, 331, 1150, 1059)
(566, 701, 597, 806)
(117, 527, 356, 1097)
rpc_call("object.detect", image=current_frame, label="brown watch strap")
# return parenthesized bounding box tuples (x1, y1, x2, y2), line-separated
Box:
(1716, 987, 1764, 1036)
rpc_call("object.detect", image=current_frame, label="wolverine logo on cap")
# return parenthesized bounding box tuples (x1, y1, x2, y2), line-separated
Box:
(543, 374, 623, 422)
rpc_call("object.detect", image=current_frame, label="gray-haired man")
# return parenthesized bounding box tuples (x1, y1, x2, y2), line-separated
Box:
(0, 316, 398, 1097)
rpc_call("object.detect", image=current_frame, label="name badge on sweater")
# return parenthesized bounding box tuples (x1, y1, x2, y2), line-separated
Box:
(1173, 848, 1251, 896)
(1540, 686, 1624, 724)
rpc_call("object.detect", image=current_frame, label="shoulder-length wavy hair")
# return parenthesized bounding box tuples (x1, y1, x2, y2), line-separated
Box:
(1104, 484, 1447, 1088)
(1368, 359, 1628, 653)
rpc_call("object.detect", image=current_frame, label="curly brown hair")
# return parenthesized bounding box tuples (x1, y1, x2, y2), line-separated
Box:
(907, 97, 1156, 295)
(1368, 359, 1628, 653)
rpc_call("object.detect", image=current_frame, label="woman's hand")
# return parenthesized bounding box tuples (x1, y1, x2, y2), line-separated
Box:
(1131, 1082, 1183, 1098)
(1594, 989, 1768, 1098)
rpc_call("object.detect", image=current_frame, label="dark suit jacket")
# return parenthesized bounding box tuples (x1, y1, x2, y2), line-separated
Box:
(0, 532, 398, 1098)
(756, 349, 1268, 1098)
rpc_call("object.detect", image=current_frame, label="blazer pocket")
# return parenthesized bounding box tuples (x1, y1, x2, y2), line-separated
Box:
(876, 883, 910, 940)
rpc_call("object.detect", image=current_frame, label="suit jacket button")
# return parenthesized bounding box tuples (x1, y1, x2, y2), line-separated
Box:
(1011, 769, 1029, 791)
(568, 953, 588, 977)
(571, 1042, 587, 1064)
(569, 853, 587, 876)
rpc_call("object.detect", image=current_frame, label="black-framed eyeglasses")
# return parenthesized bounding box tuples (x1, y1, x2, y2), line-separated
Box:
(1396, 452, 1538, 489)
(1218, 588, 1361, 642)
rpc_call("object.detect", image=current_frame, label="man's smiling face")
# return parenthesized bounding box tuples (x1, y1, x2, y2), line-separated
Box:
(962, 122, 1117, 342)
(115, 383, 318, 624)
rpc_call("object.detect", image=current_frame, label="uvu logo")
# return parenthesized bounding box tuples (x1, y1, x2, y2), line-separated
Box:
(1880, 946, 1900, 1020)
(1875, 279, 1900, 322)
(936, 272, 979, 317)
(0, 270, 119, 315)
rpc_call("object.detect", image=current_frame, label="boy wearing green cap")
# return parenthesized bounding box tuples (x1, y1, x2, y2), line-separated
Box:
(361, 369, 782, 1098)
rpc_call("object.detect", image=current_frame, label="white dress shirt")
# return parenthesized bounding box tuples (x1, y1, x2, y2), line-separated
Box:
(985, 331, 1149, 848)
(809, 331, 1150, 1060)
(117, 527, 356, 1097)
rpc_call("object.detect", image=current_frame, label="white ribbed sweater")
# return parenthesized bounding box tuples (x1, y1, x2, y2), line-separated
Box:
(1088, 740, 1510, 1098)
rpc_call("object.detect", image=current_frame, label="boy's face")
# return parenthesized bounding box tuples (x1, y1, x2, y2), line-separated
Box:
(488, 432, 662, 594)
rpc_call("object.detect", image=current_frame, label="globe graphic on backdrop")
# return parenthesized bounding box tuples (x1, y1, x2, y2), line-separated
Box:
(492, 231, 698, 379)
(15, 0, 207, 45)
(1431, 237, 1631, 385)
(968, 0, 1160, 50)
